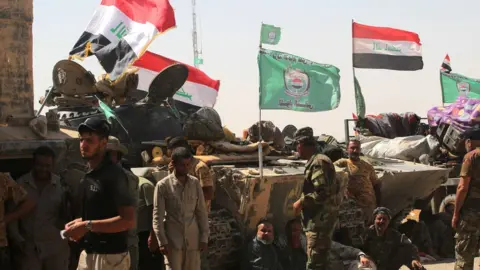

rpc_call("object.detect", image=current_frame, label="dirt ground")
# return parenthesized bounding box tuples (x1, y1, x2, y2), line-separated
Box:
(400, 258, 478, 269)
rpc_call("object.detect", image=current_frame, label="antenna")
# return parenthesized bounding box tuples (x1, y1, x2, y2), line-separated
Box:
(192, 0, 202, 68)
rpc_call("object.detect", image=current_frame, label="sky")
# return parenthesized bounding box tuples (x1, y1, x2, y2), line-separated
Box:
(32, 0, 480, 141)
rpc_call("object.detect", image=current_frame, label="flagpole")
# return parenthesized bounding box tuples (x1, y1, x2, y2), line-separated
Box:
(258, 22, 264, 181)
(351, 19, 358, 140)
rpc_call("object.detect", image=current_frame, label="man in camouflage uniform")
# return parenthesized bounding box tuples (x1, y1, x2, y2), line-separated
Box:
(292, 127, 341, 270)
(453, 128, 480, 270)
(362, 207, 423, 270)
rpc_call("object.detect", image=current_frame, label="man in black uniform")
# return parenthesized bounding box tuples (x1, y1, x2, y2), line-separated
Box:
(64, 118, 136, 270)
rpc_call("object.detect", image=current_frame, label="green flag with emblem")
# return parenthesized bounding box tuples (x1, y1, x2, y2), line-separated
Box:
(441, 72, 480, 103)
(258, 48, 341, 112)
(260, 23, 281, 45)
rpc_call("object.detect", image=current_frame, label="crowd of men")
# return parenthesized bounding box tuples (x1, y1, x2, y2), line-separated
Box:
(0, 119, 480, 270)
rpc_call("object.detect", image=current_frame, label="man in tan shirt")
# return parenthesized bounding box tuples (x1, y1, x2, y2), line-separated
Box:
(153, 147, 209, 270)
(9, 146, 70, 270)
(334, 139, 381, 224)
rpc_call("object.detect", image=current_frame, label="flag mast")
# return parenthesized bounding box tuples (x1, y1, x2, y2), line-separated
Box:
(351, 18, 357, 141)
(258, 22, 264, 181)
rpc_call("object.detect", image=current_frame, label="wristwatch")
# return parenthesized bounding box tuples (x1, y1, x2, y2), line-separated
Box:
(85, 220, 93, 231)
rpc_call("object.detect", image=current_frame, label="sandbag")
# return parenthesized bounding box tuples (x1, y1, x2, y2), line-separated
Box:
(247, 121, 285, 149)
(360, 135, 440, 161)
(183, 107, 225, 141)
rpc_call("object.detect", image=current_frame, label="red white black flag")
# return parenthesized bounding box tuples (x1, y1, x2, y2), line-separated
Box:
(352, 22, 423, 71)
(69, 0, 176, 81)
(133, 51, 220, 108)
(440, 54, 452, 73)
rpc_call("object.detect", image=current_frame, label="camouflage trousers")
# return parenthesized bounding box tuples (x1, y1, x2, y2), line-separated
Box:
(305, 218, 338, 270)
(454, 211, 480, 270)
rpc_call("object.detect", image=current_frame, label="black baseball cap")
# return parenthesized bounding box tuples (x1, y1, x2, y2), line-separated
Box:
(166, 136, 188, 149)
(78, 118, 111, 137)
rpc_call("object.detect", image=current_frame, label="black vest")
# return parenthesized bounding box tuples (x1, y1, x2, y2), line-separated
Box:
(80, 156, 129, 254)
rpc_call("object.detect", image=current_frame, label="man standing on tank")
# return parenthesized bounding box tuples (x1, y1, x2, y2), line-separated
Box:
(453, 128, 480, 270)
(292, 127, 341, 270)
(64, 118, 136, 270)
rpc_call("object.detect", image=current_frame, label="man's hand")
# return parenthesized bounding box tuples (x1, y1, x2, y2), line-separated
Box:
(64, 221, 89, 241)
(452, 214, 459, 230)
(293, 199, 302, 215)
(65, 218, 82, 230)
(412, 259, 423, 270)
(199, 242, 208, 252)
(359, 255, 372, 267)
(148, 234, 159, 252)
(159, 244, 170, 256)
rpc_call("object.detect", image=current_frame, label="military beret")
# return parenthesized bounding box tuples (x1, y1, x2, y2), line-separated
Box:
(463, 127, 480, 140)
(294, 127, 314, 142)
(373, 207, 392, 220)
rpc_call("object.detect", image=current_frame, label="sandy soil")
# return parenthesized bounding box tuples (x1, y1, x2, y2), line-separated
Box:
(400, 258, 479, 269)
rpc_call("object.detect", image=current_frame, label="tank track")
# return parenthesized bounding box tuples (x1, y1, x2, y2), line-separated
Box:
(207, 208, 243, 270)
(338, 198, 366, 247)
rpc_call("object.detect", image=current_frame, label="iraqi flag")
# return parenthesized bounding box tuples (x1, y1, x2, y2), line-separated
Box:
(352, 22, 423, 71)
(69, 0, 176, 81)
(441, 54, 452, 73)
(133, 51, 220, 108)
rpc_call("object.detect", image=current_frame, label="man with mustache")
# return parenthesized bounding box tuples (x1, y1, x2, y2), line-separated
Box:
(241, 219, 283, 270)
(452, 128, 480, 270)
(362, 207, 423, 270)
(334, 139, 381, 224)
(153, 147, 209, 270)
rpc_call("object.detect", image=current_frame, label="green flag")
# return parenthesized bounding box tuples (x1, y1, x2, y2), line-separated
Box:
(96, 97, 117, 123)
(441, 72, 480, 103)
(194, 57, 203, 66)
(95, 96, 129, 135)
(354, 76, 366, 118)
(260, 23, 281, 45)
(258, 48, 341, 112)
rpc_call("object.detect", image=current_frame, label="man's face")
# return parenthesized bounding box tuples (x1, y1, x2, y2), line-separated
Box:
(174, 157, 191, 177)
(79, 132, 107, 160)
(296, 142, 310, 160)
(348, 141, 361, 160)
(465, 139, 472, 152)
(374, 213, 390, 235)
(33, 155, 53, 180)
(257, 223, 274, 244)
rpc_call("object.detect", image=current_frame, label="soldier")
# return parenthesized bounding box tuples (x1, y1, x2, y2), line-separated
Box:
(291, 127, 341, 270)
(334, 139, 381, 224)
(452, 128, 480, 270)
(106, 136, 140, 270)
(362, 207, 423, 270)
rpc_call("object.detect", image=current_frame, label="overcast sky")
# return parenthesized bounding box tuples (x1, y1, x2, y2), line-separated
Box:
(33, 0, 480, 141)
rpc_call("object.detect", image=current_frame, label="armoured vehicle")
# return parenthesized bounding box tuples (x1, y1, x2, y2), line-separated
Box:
(133, 140, 450, 270)
(39, 59, 201, 167)
(1, 0, 82, 178)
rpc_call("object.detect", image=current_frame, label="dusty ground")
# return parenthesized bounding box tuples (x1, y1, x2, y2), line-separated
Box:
(400, 258, 479, 269)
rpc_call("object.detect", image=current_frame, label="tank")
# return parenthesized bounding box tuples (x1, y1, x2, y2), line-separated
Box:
(0, 0, 83, 178)
(39, 59, 199, 167)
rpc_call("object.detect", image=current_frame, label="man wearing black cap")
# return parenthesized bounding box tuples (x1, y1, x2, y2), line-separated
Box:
(64, 118, 136, 270)
(453, 127, 480, 270)
(291, 127, 341, 270)
(362, 207, 423, 270)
